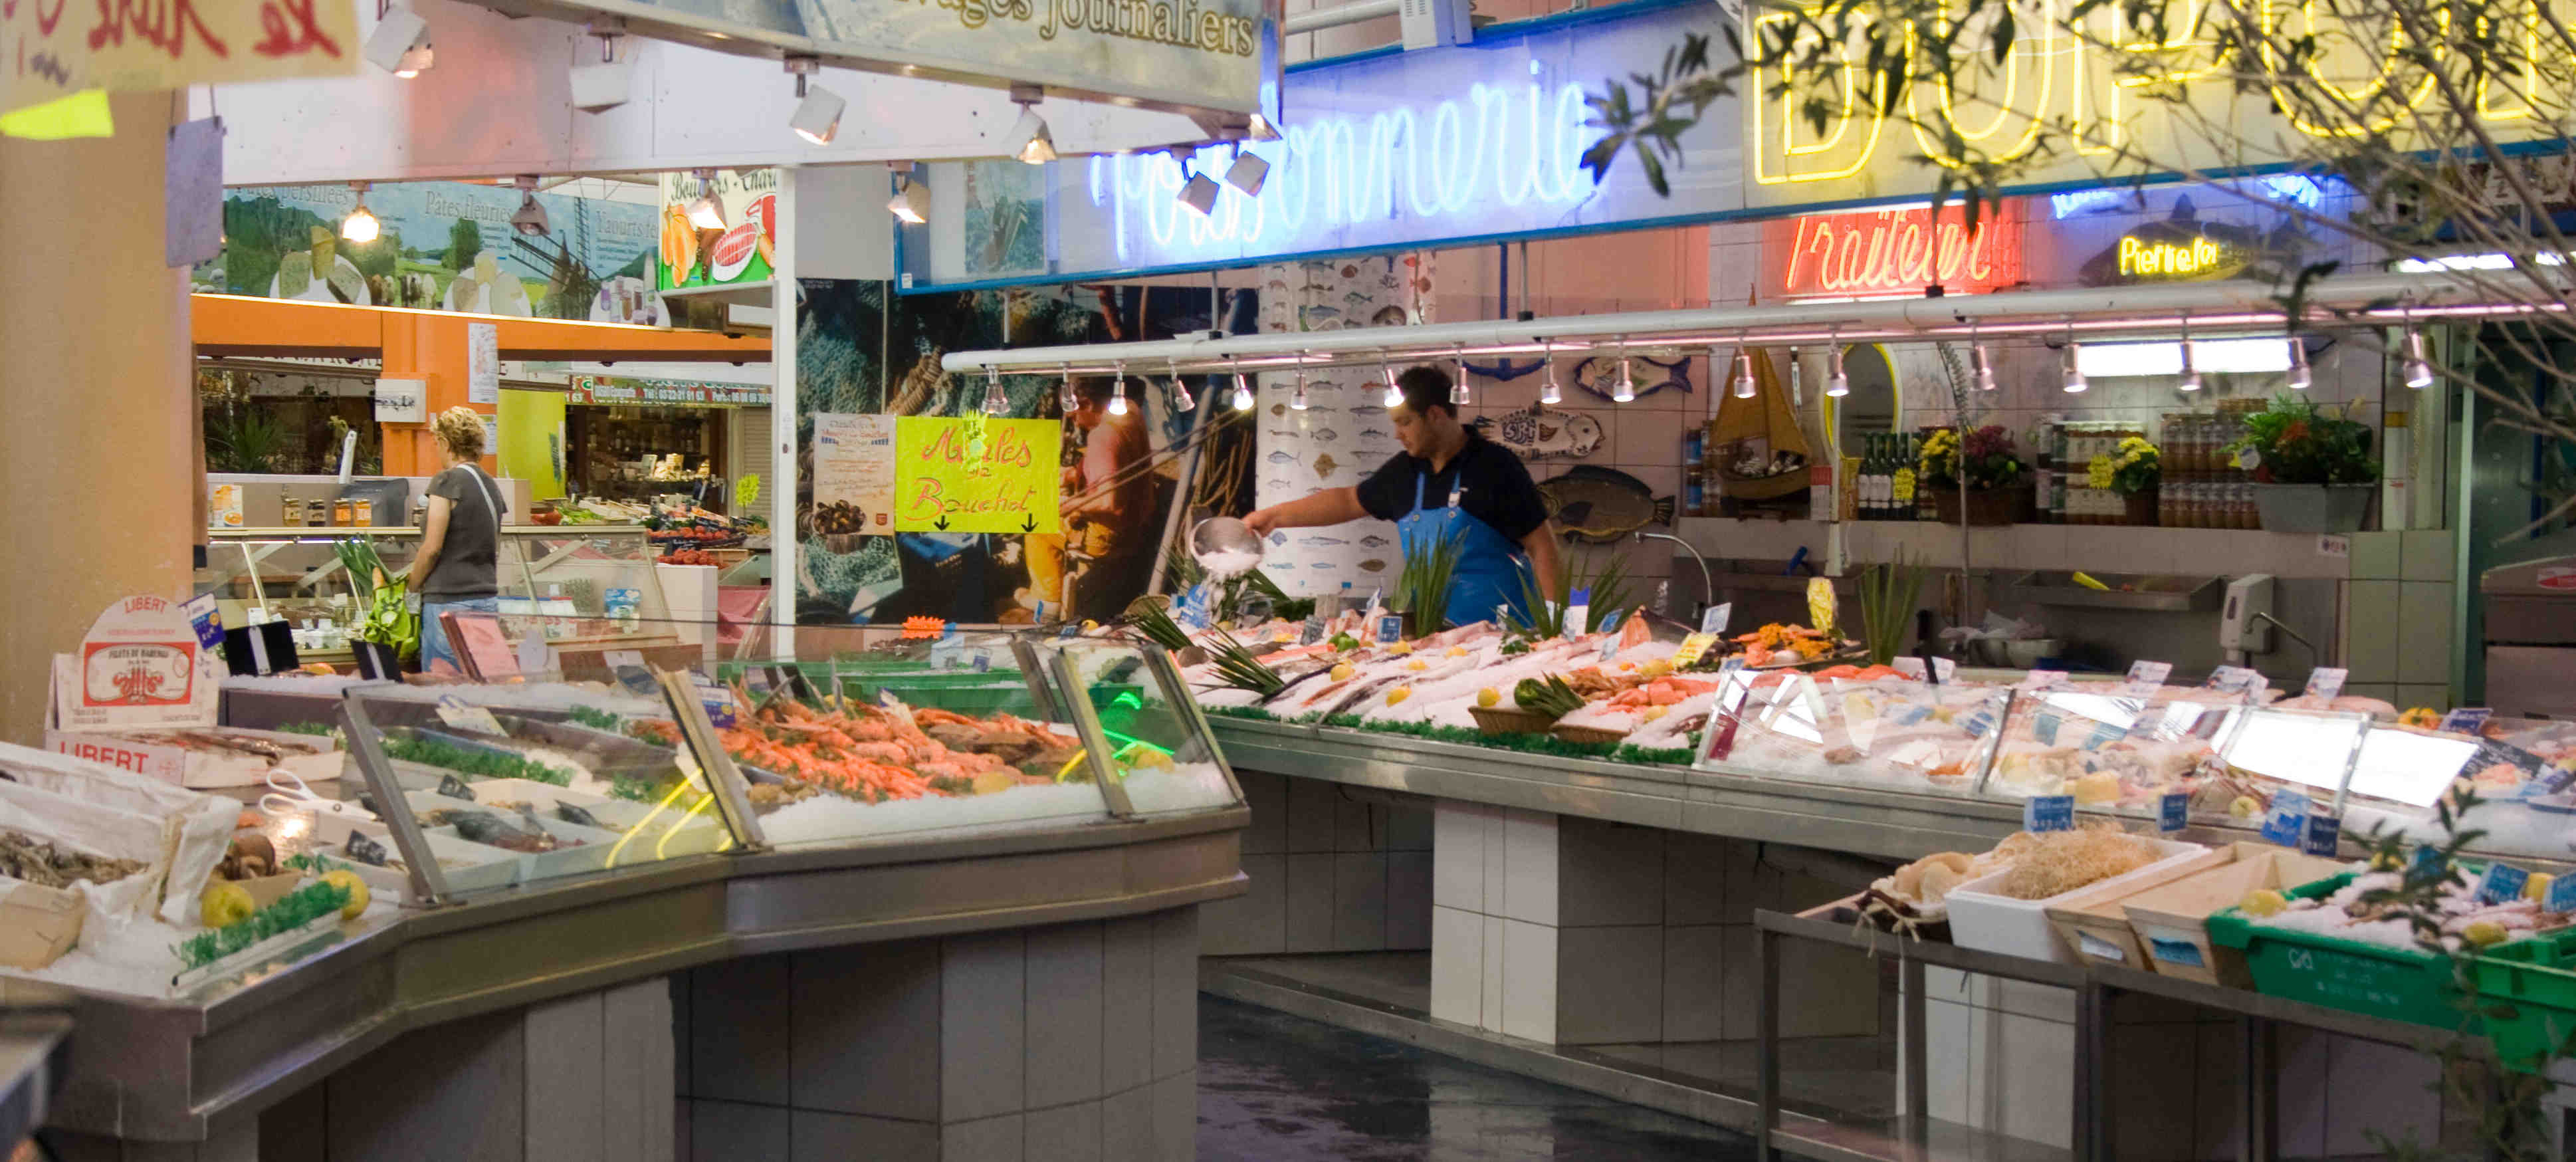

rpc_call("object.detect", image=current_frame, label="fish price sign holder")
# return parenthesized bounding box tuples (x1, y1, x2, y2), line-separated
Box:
(893, 417, 1064, 534)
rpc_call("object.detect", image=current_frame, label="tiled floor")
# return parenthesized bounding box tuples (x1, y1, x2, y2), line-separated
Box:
(1197, 996, 1759, 1161)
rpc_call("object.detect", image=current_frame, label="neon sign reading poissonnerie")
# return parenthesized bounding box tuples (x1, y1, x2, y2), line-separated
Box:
(1091, 77, 1595, 260)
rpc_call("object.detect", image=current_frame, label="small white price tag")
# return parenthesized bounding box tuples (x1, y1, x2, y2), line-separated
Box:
(1700, 602, 1733, 636)
(2018, 669, 2068, 691)
(2123, 660, 2172, 695)
(2304, 667, 2349, 699)
(435, 697, 506, 737)
(2316, 534, 2351, 558)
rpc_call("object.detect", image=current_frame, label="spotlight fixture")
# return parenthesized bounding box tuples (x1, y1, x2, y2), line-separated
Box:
(1291, 364, 1311, 411)
(1731, 339, 1757, 400)
(685, 170, 726, 230)
(1969, 323, 1996, 392)
(340, 183, 380, 243)
(1247, 110, 1283, 142)
(1167, 357, 1194, 412)
(1788, 346, 1803, 405)
(1451, 348, 1471, 406)
(887, 164, 930, 224)
(982, 366, 1008, 415)
(2403, 310, 2434, 389)
(1224, 145, 1269, 197)
(1826, 336, 1850, 398)
(1057, 364, 1077, 412)
(1005, 84, 1056, 164)
(1539, 342, 1563, 406)
(1381, 358, 1402, 408)
(364, 5, 431, 76)
(1174, 147, 1220, 215)
(786, 57, 845, 146)
(1612, 340, 1636, 404)
(2177, 316, 2202, 392)
(1109, 364, 1130, 416)
(1230, 360, 1254, 411)
(2286, 334, 2311, 390)
(510, 175, 550, 238)
(2062, 337, 2090, 394)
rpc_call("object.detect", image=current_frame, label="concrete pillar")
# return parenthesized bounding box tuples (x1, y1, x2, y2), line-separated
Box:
(0, 94, 197, 743)
(1198, 771, 1433, 957)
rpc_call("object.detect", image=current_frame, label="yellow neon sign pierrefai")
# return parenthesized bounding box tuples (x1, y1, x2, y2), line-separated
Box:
(2117, 235, 2226, 279)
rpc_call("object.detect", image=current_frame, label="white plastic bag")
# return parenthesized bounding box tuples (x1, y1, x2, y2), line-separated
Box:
(0, 743, 233, 925)
(0, 778, 172, 941)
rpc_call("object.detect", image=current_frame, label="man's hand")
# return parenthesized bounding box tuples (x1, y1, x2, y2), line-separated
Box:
(1244, 507, 1281, 538)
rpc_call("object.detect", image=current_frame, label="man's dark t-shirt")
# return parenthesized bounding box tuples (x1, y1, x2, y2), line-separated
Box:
(1354, 429, 1548, 540)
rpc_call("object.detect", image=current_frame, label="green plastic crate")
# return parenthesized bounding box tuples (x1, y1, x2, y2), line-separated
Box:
(2468, 928, 2576, 1071)
(2206, 870, 2476, 1034)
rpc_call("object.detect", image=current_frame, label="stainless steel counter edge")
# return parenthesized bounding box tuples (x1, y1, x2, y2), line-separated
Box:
(43, 806, 1247, 1143)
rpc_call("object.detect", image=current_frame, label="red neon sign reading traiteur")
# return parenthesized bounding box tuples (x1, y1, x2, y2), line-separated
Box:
(1777, 205, 2022, 298)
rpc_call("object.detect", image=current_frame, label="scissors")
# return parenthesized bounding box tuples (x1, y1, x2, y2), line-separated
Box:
(259, 770, 376, 821)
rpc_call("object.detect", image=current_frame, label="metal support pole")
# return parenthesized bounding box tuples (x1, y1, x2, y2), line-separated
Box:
(2080, 981, 2113, 1161)
(2238, 1015, 2277, 1162)
(1899, 955, 1927, 1143)
(1756, 922, 1781, 1162)
(769, 166, 800, 661)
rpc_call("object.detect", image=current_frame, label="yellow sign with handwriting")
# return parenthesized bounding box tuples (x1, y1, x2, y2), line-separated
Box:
(893, 417, 1063, 534)
(3, 0, 358, 118)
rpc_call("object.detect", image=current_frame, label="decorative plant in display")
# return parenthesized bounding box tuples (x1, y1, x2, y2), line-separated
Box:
(381, 735, 574, 786)
(2093, 437, 2162, 495)
(2227, 396, 2380, 485)
(1856, 552, 1927, 667)
(1512, 675, 1586, 722)
(1509, 550, 1633, 639)
(1917, 425, 2024, 492)
(1392, 529, 1465, 638)
(177, 878, 356, 971)
(1204, 628, 1287, 698)
(1121, 596, 1197, 655)
(333, 537, 419, 661)
(564, 705, 624, 733)
(276, 721, 336, 738)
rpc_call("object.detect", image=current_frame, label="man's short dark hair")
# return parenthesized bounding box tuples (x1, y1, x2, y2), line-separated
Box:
(1394, 364, 1454, 417)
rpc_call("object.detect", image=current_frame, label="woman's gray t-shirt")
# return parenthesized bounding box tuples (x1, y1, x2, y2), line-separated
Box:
(420, 466, 505, 600)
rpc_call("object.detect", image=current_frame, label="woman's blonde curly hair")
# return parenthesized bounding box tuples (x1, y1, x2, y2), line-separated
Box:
(432, 406, 484, 459)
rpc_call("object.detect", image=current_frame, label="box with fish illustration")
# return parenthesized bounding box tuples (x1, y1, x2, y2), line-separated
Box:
(45, 727, 341, 790)
(45, 594, 341, 788)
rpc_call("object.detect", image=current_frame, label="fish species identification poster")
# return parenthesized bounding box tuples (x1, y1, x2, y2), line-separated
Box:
(892, 417, 1063, 535)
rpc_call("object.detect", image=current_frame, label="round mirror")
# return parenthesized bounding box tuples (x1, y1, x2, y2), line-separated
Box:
(1824, 343, 1901, 457)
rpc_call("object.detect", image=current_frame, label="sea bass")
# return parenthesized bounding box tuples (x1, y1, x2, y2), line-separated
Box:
(1537, 466, 1677, 544)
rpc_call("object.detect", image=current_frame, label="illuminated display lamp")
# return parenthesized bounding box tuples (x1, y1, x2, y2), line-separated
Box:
(2403, 324, 2434, 389)
(1381, 358, 1402, 407)
(1539, 342, 1563, 406)
(1825, 333, 1850, 398)
(1970, 342, 1996, 392)
(786, 57, 845, 146)
(1224, 145, 1269, 197)
(1109, 363, 1131, 416)
(1246, 109, 1282, 142)
(1787, 346, 1802, 405)
(1451, 348, 1471, 406)
(1057, 363, 1077, 412)
(570, 25, 629, 113)
(340, 183, 380, 243)
(1172, 147, 1220, 216)
(686, 169, 727, 230)
(2062, 337, 2090, 394)
(365, 5, 431, 76)
(2177, 316, 2203, 392)
(510, 175, 550, 239)
(1230, 360, 1254, 411)
(2286, 334, 2312, 389)
(1167, 357, 1194, 411)
(888, 164, 930, 224)
(982, 366, 1008, 415)
(1731, 342, 1757, 400)
(1612, 340, 1636, 404)
(1291, 364, 1311, 411)
(1006, 84, 1056, 165)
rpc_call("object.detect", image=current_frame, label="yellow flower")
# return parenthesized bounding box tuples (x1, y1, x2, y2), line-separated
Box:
(2087, 456, 2115, 489)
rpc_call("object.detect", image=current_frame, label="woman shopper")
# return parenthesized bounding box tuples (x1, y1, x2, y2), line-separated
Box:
(413, 407, 508, 674)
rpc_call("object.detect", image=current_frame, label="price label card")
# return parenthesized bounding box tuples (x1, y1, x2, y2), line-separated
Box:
(183, 594, 225, 651)
(2123, 660, 2173, 695)
(1598, 633, 1620, 662)
(2301, 812, 2342, 857)
(2033, 710, 2063, 746)
(1933, 656, 1956, 683)
(970, 648, 992, 673)
(1957, 703, 2000, 739)
(2082, 721, 2126, 751)
(2158, 790, 2191, 833)
(2440, 707, 2494, 737)
(2260, 790, 2312, 846)
(1299, 616, 1325, 645)
(1701, 602, 1733, 636)
(1671, 633, 1721, 669)
(2020, 669, 2068, 691)
(1889, 656, 1957, 683)
(2409, 844, 2447, 881)
(689, 673, 738, 728)
(2478, 862, 2531, 905)
(435, 697, 506, 737)
(2545, 873, 2576, 915)
(2024, 795, 2076, 832)
(2304, 667, 2349, 699)
(1376, 614, 1405, 645)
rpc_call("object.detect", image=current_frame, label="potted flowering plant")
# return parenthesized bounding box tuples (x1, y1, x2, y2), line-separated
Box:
(2224, 395, 2379, 532)
(2090, 436, 2162, 525)
(1918, 425, 2030, 524)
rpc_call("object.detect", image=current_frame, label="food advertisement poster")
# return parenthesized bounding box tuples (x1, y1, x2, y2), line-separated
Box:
(196, 181, 661, 322)
(812, 413, 897, 535)
(2, 0, 358, 120)
(658, 170, 779, 292)
(892, 418, 1062, 534)
(49, 596, 220, 733)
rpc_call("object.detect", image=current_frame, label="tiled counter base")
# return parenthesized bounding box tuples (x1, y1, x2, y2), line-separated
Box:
(678, 909, 1202, 1162)
(1199, 770, 1433, 957)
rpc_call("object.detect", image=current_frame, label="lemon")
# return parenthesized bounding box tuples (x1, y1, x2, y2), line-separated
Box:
(1081, 620, 1100, 632)
(321, 869, 371, 919)
(2228, 796, 2262, 819)
(1477, 688, 1500, 708)
(2238, 889, 2288, 917)
(200, 881, 255, 929)
(1386, 686, 1412, 706)
(1618, 661, 1636, 672)
(2528, 873, 2556, 903)
(1331, 663, 1354, 681)
(1446, 646, 1467, 657)
(1390, 641, 1414, 655)
(2464, 920, 2511, 948)
(1642, 705, 1669, 723)
(2369, 849, 2402, 872)
(1406, 659, 1428, 671)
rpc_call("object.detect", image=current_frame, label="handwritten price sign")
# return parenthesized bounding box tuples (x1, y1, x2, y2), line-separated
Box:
(892, 417, 1063, 534)
(3, 0, 357, 118)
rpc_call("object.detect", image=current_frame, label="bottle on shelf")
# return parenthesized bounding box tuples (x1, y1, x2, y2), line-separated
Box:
(1864, 435, 1888, 520)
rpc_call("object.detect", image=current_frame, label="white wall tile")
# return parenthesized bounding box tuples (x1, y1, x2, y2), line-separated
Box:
(2322, 1035, 2442, 1156)
(2397, 582, 2454, 686)
(1330, 853, 1390, 951)
(941, 932, 1028, 1124)
(1433, 802, 1490, 913)
(1994, 979, 2076, 1025)
(2273, 1025, 2332, 1159)
(2401, 528, 2455, 582)
(2346, 580, 2401, 683)
(1994, 1012, 2076, 1149)
(1480, 915, 1507, 1034)
(1387, 851, 1434, 949)
(1498, 810, 1560, 926)
(1430, 905, 1484, 1027)
(2350, 531, 2403, 580)
(1499, 919, 1559, 1044)
(1923, 998, 1980, 1126)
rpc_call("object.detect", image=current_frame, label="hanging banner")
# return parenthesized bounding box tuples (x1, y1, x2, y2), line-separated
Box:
(2, 0, 358, 118)
(659, 170, 779, 294)
(568, 375, 772, 408)
(891, 417, 1062, 534)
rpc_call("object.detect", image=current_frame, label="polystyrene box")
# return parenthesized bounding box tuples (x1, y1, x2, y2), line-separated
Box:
(1945, 838, 2221, 965)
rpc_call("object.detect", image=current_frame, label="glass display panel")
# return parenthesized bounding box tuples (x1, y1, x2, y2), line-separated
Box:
(1697, 670, 2008, 797)
(1040, 639, 1241, 816)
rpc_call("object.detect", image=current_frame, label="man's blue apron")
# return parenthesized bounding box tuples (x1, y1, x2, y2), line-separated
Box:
(1397, 471, 1529, 630)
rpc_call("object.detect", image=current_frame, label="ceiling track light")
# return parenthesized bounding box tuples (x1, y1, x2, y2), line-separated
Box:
(571, 22, 631, 112)
(1246, 111, 1283, 142)
(1057, 363, 1076, 413)
(1167, 356, 1194, 411)
(1539, 341, 1563, 406)
(1731, 336, 1757, 400)
(1109, 362, 1131, 416)
(2403, 309, 2434, 389)
(1224, 142, 1269, 197)
(1968, 322, 1996, 392)
(1381, 358, 1402, 408)
(1825, 330, 1850, 398)
(685, 169, 726, 230)
(1174, 146, 1219, 216)
(1788, 346, 1803, 406)
(340, 182, 379, 243)
(2176, 314, 2202, 392)
(887, 162, 930, 224)
(1006, 83, 1056, 165)
(365, 3, 432, 76)
(982, 365, 1008, 415)
(1451, 347, 1471, 406)
(510, 175, 550, 238)
(786, 57, 845, 146)
(1612, 338, 1636, 404)
(2062, 328, 2090, 394)
(2286, 332, 2312, 390)
(1291, 358, 1311, 411)
(1230, 358, 1254, 411)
